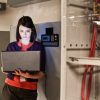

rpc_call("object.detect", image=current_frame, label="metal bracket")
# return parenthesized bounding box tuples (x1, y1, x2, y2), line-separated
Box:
(67, 57, 100, 66)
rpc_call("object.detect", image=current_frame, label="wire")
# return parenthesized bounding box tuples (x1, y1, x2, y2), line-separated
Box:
(81, 24, 97, 100)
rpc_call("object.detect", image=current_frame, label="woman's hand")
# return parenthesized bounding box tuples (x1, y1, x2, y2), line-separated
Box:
(13, 69, 31, 78)
(13, 69, 45, 79)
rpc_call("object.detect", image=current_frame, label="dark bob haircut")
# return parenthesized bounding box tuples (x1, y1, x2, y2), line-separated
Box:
(16, 16, 37, 42)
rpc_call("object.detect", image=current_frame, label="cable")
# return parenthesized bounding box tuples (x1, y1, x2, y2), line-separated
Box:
(81, 24, 97, 100)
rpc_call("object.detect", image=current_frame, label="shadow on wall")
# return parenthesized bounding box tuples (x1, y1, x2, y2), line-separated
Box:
(46, 76, 60, 100)
(45, 47, 60, 100)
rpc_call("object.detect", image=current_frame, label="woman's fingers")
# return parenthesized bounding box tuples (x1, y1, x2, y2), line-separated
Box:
(13, 69, 30, 78)
(13, 69, 20, 75)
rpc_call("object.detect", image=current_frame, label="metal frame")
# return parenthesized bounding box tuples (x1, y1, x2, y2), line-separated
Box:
(60, 0, 100, 100)
(60, 0, 67, 100)
(68, 57, 100, 66)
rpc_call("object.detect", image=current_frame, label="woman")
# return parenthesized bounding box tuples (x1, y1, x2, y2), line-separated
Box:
(1, 16, 46, 100)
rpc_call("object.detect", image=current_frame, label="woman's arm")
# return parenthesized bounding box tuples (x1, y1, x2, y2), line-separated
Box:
(13, 69, 45, 79)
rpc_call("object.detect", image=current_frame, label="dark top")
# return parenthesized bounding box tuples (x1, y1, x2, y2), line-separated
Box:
(6, 41, 46, 82)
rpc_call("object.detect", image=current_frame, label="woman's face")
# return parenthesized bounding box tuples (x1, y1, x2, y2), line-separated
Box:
(19, 25, 32, 40)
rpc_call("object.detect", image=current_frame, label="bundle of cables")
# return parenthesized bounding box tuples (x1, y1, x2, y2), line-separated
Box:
(81, 24, 97, 100)
(96, 0, 100, 3)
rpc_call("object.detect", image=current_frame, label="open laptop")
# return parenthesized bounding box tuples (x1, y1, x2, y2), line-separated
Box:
(1, 51, 40, 72)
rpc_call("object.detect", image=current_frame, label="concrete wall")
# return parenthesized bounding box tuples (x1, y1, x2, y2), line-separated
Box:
(0, 0, 60, 31)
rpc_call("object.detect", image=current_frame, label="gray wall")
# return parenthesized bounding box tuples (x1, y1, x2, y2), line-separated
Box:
(0, 31, 10, 98)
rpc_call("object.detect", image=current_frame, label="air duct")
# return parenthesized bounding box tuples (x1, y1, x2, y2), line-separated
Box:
(7, 0, 50, 7)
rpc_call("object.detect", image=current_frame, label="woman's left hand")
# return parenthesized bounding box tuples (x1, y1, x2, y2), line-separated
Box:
(13, 69, 45, 79)
(13, 69, 31, 78)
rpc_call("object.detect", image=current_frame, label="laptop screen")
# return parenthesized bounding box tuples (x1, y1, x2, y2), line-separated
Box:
(1, 51, 40, 72)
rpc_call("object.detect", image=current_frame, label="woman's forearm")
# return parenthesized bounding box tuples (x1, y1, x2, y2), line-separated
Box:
(14, 69, 45, 79)
(28, 72, 45, 79)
